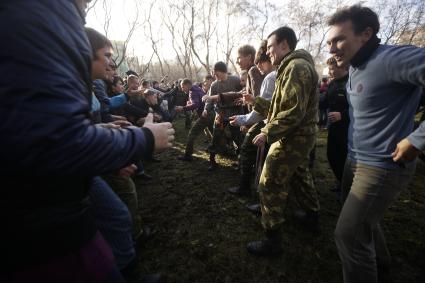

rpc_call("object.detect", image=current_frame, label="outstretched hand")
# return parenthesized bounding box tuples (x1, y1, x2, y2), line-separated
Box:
(229, 115, 238, 126)
(142, 113, 175, 153)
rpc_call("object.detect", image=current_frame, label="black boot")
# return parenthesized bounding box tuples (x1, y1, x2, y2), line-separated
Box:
(247, 229, 282, 256)
(208, 153, 218, 171)
(177, 154, 193, 162)
(293, 209, 320, 233)
(227, 173, 250, 196)
(246, 203, 261, 216)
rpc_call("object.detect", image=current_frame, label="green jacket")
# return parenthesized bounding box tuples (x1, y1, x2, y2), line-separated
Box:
(255, 49, 318, 144)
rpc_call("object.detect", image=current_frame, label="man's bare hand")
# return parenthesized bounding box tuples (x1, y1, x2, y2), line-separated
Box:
(111, 120, 132, 127)
(175, 106, 184, 112)
(111, 115, 127, 121)
(253, 133, 267, 147)
(328, 112, 342, 123)
(229, 115, 238, 126)
(392, 138, 421, 163)
(142, 113, 175, 153)
(234, 97, 244, 106)
(201, 110, 208, 118)
(99, 123, 120, 129)
(240, 126, 249, 134)
(118, 164, 137, 178)
(243, 93, 254, 105)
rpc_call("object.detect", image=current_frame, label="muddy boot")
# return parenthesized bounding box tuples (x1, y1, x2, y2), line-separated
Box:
(246, 203, 261, 216)
(227, 173, 250, 196)
(293, 209, 320, 233)
(247, 229, 282, 256)
(208, 153, 218, 171)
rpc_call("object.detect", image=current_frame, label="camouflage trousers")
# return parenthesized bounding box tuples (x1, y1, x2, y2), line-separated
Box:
(259, 134, 319, 230)
(239, 121, 265, 176)
(103, 175, 142, 240)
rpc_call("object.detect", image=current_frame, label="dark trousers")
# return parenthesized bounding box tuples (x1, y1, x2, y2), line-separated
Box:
(335, 158, 415, 283)
(209, 120, 242, 155)
(239, 121, 264, 176)
(327, 121, 349, 183)
(184, 113, 214, 156)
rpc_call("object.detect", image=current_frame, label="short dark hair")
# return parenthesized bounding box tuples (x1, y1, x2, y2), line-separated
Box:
(126, 70, 139, 77)
(267, 26, 297, 51)
(141, 80, 150, 87)
(85, 27, 112, 59)
(204, 74, 214, 81)
(238, 45, 256, 61)
(254, 40, 270, 64)
(328, 5, 380, 35)
(181, 78, 192, 86)
(213, 61, 227, 73)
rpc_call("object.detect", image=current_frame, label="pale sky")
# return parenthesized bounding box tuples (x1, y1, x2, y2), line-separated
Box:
(85, 0, 374, 65)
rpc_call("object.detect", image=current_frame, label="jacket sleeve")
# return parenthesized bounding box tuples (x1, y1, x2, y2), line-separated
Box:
(385, 46, 425, 151)
(0, 0, 153, 176)
(109, 93, 128, 109)
(204, 85, 216, 113)
(253, 97, 271, 117)
(261, 62, 313, 143)
(219, 91, 242, 107)
(183, 89, 201, 111)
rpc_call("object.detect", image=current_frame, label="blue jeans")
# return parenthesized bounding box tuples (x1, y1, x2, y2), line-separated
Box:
(89, 176, 136, 270)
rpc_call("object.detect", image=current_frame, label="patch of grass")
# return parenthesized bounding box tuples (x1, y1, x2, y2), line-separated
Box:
(136, 118, 425, 283)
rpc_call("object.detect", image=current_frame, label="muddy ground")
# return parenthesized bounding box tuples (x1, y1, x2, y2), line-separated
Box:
(135, 118, 425, 283)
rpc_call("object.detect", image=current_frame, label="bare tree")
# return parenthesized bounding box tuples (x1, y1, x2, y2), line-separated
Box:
(187, 0, 220, 74)
(86, 0, 100, 15)
(144, 2, 166, 76)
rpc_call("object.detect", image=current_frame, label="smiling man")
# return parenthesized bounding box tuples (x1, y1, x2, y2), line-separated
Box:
(327, 5, 425, 283)
(247, 26, 320, 256)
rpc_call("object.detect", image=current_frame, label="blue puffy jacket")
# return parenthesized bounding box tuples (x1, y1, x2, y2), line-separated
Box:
(0, 0, 154, 268)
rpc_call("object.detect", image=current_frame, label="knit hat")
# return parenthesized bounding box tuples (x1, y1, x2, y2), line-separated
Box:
(213, 61, 227, 73)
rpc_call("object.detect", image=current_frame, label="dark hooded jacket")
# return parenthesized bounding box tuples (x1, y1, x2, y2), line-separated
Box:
(0, 0, 154, 268)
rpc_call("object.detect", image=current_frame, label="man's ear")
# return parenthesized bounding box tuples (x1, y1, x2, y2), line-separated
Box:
(280, 39, 290, 52)
(361, 27, 374, 43)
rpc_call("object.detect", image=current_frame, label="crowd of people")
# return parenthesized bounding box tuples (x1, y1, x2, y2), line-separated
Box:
(1, 1, 424, 283)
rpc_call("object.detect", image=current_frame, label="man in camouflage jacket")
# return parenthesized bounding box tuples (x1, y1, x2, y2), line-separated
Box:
(247, 26, 320, 256)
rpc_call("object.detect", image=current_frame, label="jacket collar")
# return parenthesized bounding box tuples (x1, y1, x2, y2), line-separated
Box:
(350, 35, 381, 68)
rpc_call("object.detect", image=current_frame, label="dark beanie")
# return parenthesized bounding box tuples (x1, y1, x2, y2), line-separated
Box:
(213, 61, 227, 73)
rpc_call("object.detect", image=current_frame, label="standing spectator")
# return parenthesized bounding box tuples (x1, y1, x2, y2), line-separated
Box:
(327, 5, 425, 283)
(325, 57, 349, 195)
(228, 40, 276, 196)
(178, 76, 215, 161)
(248, 26, 320, 256)
(203, 62, 243, 171)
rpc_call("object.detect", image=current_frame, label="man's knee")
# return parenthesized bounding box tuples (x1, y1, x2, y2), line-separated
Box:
(334, 218, 355, 251)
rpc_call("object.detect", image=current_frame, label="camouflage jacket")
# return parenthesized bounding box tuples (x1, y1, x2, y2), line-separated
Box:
(255, 49, 318, 144)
